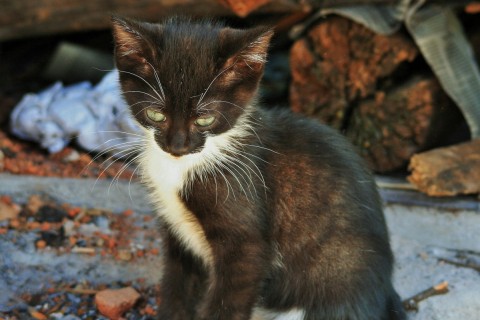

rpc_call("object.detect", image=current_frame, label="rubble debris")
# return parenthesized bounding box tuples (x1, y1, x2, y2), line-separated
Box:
(408, 139, 480, 196)
(0, 280, 160, 319)
(1, 194, 161, 260)
(0, 196, 20, 221)
(0, 193, 162, 318)
(0, 130, 135, 179)
(95, 287, 141, 320)
(316, 0, 480, 139)
(346, 77, 459, 172)
(290, 16, 418, 129)
(290, 16, 463, 172)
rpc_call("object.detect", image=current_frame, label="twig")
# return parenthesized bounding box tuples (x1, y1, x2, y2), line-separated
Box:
(402, 281, 449, 311)
(439, 258, 480, 272)
(71, 246, 96, 254)
(433, 247, 480, 272)
(63, 288, 99, 295)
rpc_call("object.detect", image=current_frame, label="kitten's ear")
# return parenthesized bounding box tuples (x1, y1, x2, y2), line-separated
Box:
(111, 16, 156, 68)
(220, 27, 274, 77)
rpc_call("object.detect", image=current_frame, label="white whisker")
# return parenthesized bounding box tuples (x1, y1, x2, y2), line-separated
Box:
(106, 148, 141, 195)
(91, 146, 142, 191)
(198, 100, 247, 111)
(144, 61, 166, 100)
(118, 69, 164, 103)
(243, 143, 281, 154)
(196, 64, 236, 107)
(80, 140, 145, 178)
(122, 90, 163, 103)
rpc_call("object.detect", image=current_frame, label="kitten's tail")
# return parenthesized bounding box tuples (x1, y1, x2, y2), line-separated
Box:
(388, 292, 407, 320)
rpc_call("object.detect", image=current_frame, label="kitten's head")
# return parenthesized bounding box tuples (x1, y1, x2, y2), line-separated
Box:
(112, 17, 273, 157)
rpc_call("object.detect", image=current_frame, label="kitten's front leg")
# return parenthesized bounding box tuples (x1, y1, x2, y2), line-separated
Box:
(195, 236, 269, 320)
(157, 233, 205, 320)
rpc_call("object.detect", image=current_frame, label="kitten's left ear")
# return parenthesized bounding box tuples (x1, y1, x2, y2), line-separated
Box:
(220, 27, 274, 76)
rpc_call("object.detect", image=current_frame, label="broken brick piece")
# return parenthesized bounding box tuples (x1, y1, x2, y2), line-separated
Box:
(95, 287, 141, 320)
(0, 201, 20, 221)
(217, 0, 272, 17)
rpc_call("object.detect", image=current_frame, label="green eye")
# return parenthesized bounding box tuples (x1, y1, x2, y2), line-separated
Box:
(195, 116, 215, 127)
(146, 109, 166, 122)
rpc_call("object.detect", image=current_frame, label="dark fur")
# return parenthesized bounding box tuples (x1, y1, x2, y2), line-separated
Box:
(112, 17, 406, 320)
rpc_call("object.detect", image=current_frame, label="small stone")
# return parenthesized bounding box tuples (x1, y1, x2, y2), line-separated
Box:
(28, 307, 48, 320)
(35, 205, 67, 222)
(26, 195, 45, 214)
(95, 287, 141, 320)
(0, 201, 21, 221)
(0, 149, 4, 171)
(143, 304, 156, 316)
(117, 249, 132, 261)
(62, 149, 80, 162)
(9, 218, 20, 228)
(36, 239, 47, 249)
(96, 238, 105, 247)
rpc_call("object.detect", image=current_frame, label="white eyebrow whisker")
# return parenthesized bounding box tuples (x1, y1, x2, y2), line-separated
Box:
(117, 69, 164, 103)
(196, 63, 236, 107)
(122, 90, 163, 103)
(144, 60, 166, 100)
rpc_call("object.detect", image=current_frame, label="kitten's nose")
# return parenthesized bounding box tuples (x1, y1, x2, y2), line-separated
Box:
(169, 132, 190, 157)
(169, 144, 190, 157)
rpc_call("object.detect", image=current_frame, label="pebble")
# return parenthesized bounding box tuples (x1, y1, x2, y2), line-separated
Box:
(40, 227, 65, 247)
(26, 194, 45, 214)
(116, 249, 133, 261)
(95, 287, 141, 320)
(51, 314, 81, 320)
(62, 149, 81, 162)
(0, 201, 20, 221)
(0, 149, 4, 171)
(35, 205, 67, 223)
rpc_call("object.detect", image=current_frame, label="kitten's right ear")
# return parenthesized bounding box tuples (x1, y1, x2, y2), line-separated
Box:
(111, 16, 155, 67)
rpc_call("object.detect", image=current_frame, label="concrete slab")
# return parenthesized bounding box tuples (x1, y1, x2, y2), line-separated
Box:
(0, 173, 151, 213)
(0, 173, 479, 318)
(386, 205, 480, 320)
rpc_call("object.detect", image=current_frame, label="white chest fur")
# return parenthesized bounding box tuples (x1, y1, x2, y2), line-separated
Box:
(139, 114, 253, 268)
(140, 131, 215, 267)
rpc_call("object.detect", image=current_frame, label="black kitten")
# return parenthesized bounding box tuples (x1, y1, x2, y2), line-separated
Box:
(112, 16, 406, 320)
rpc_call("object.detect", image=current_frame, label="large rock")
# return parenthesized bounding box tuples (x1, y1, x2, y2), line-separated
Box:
(408, 139, 480, 196)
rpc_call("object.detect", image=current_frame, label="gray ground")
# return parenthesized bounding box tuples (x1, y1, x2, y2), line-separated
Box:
(0, 173, 479, 319)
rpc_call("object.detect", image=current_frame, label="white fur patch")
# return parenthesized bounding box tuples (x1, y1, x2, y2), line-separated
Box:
(138, 110, 256, 267)
(252, 308, 306, 320)
(141, 131, 214, 267)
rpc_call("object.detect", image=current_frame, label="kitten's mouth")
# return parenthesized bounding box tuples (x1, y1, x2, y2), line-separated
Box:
(165, 146, 204, 159)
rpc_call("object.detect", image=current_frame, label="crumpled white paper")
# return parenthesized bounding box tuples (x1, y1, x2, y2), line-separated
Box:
(10, 71, 143, 155)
